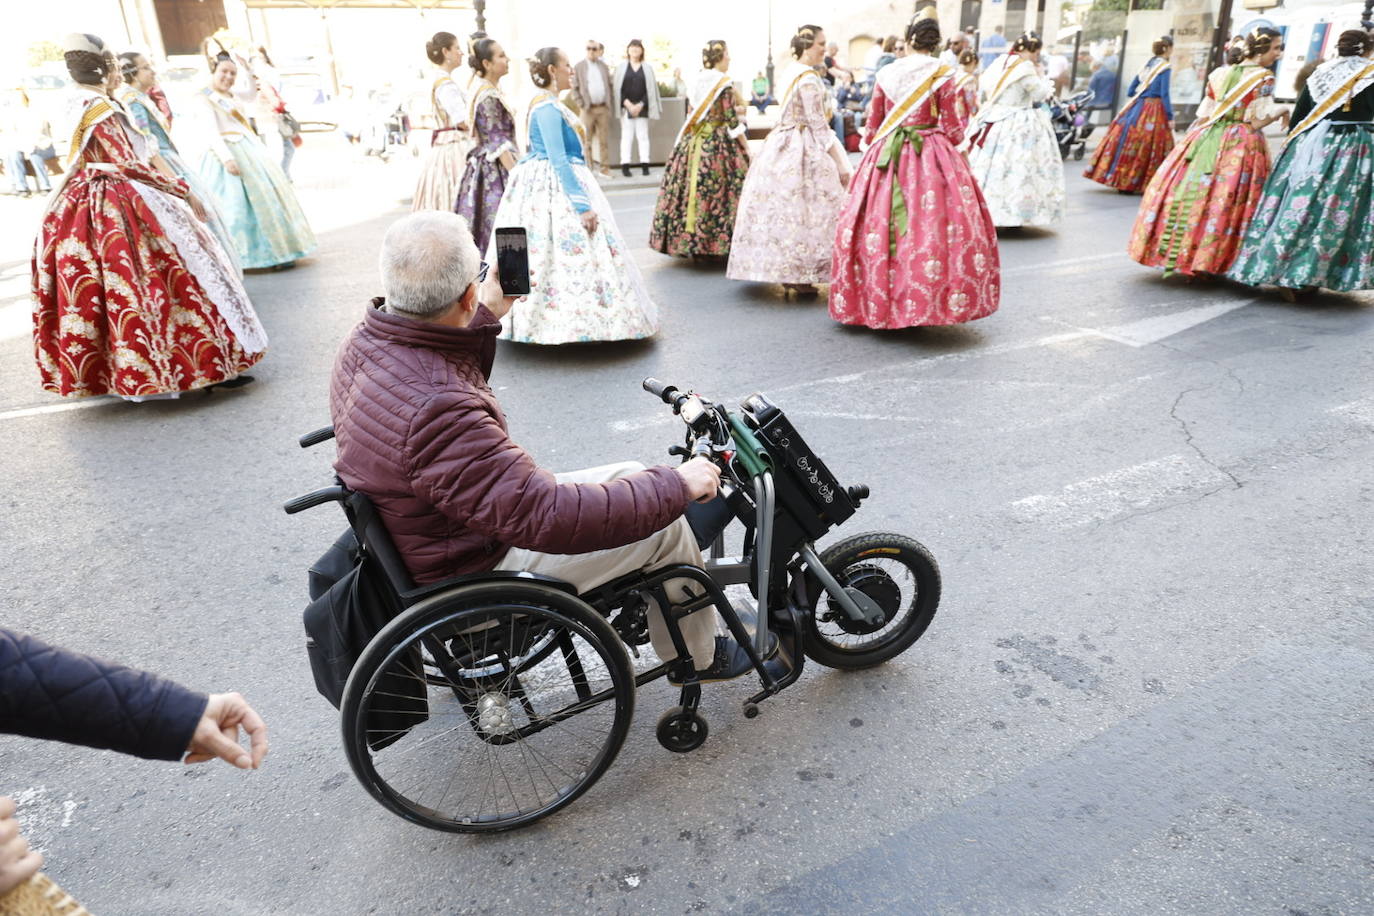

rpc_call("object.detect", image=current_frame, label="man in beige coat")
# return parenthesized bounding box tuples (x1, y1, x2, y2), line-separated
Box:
(572, 40, 613, 175)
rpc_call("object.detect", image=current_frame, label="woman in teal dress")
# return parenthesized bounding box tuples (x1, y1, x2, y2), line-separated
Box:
(116, 52, 240, 272)
(197, 52, 315, 270)
(1229, 30, 1374, 297)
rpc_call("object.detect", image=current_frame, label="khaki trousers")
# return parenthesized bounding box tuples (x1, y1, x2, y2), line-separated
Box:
(580, 104, 611, 171)
(495, 462, 718, 669)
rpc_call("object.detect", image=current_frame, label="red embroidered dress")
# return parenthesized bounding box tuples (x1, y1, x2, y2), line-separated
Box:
(32, 91, 265, 398)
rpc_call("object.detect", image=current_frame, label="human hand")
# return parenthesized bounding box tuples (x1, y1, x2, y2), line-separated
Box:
(224, 159, 241, 176)
(0, 797, 42, 896)
(580, 210, 599, 235)
(675, 456, 721, 503)
(839, 169, 851, 188)
(478, 261, 528, 320)
(184, 692, 268, 769)
(187, 194, 208, 222)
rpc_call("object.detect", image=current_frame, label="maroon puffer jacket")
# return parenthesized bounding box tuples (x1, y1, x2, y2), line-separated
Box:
(329, 301, 690, 585)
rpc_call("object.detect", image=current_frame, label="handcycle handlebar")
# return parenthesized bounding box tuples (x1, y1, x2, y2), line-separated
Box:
(283, 485, 348, 514)
(299, 426, 336, 448)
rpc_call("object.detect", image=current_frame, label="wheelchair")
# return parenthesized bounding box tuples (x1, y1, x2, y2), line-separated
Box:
(285, 379, 940, 833)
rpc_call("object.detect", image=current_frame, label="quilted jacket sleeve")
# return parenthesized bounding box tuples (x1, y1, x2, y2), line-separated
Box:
(407, 392, 691, 554)
(0, 629, 207, 762)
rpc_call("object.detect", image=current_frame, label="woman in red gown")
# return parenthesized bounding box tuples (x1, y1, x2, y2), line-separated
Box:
(32, 34, 266, 400)
(830, 12, 1000, 329)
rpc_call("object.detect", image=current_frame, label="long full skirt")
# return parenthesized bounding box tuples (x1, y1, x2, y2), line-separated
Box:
(413, 137, 473, 212)
(830, 131, 1000, 328)
(455, 147, 509, 252)
(966, 109, 1066, 227)
(1128, 122, 1270, 276)
(1228, 123, 1374, 292)
(1083, 98, 1175, 193)
(162, 146, 241, 273)
(33, 170, 266, 398)
(487, 160, 657, 344)
(650, 128, 749, 258)
(726, 128, 846, 284)
(199, 137, 315, 270)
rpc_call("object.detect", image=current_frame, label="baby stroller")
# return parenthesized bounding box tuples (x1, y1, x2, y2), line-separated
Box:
(1049, 88, 1096, 160)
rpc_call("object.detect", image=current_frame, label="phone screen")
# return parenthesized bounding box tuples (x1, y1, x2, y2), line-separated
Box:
(493, 227, 531, 296)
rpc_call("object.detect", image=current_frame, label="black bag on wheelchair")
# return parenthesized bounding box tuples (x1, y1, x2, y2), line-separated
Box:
(304, 530, 427, 749)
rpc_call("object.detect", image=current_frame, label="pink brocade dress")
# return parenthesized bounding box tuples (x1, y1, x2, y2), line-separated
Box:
(830, 76, 1000, 329)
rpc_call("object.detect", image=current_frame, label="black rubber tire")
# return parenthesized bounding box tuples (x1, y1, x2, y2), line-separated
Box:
(656, 706, 709, 753)
(802, 532, 940, 670)
(341, 581, 635, 833)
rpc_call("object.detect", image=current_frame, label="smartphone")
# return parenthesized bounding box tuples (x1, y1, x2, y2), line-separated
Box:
(493, 227, 531, 297)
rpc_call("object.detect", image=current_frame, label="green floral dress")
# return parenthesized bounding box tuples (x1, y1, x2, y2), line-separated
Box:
(650, 85, 749, 258)
(1229, 68, 1374, 292)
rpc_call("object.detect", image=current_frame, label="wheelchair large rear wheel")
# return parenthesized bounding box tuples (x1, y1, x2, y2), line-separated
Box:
(341, 581, 635, 833)
(802, 532, 940, 670)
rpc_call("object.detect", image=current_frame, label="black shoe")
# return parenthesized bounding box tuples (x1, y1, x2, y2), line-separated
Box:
(621, 164, 632, 178)
(206, 374, 256, 392)
(668, 632, 778, 685)
(641, 165, 650, 176)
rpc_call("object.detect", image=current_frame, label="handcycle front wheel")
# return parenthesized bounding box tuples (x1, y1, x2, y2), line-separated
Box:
(802, 532, 941, 670)
(340, 581, 635, 833)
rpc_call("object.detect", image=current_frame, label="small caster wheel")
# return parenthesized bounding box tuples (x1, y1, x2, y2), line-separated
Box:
(656, 706, 709, 753)
(743, 703, 760, 719)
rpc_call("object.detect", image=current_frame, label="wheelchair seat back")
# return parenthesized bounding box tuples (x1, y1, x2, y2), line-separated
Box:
(341, 488, 420, 601)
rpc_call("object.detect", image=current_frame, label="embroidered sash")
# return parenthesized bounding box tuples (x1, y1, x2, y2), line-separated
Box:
(203, 89, 255, 135)
(1287, 61, 1374, 143)
(873, 63, 952, 147)
(1117, 58, 1171, 119)
(467, 80, 512, 138)
(1192, 66, 1271, 131)
(117, 86, 174, 141)
(871, 63, 953, 258)
(65, 98, 116, 167)
(984, 57, 1035, 108)
(675, 75, 732, 145)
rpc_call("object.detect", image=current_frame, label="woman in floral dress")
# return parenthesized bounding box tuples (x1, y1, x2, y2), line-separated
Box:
(1129, 29, 1288, 277)
(413, 31, 475, 211)
(966, 33, 1065, 228)
(1230, 30, 1374, 297)
(649, 39, 750, 258)
(33, 34, 266, 400)
(487, 48, 656, 344)
(198, 53, 315, 270)
(953, 50, 980, 126)
(830, 12, 999, 330)
(1084, 37, 1175, 193)
(455, 38, 518, 251)
(116, 51, 240, 272)
(727, 25, 853, 295)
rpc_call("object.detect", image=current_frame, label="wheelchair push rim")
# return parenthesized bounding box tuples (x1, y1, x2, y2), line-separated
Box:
(341, 584, 636, 833)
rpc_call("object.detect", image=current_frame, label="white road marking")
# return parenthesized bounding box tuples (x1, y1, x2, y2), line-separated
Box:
(10, 786, 78, 855)
(1008, 454, 1232, 528)
(0, 300, 29, 342)
(1090, 299, 1256, 347)
(0, 397, 117, 422)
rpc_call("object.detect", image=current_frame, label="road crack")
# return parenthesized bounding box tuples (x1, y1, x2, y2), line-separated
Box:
(1169, 387, 1244, 490)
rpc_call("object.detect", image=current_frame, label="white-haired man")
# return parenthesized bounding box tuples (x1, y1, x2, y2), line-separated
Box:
(328, 211, 774, 680)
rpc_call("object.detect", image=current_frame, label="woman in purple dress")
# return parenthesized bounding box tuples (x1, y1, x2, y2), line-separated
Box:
(455, 38, 518, 251)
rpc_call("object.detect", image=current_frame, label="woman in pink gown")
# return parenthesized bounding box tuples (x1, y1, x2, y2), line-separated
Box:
(830, 13, 1000, 329)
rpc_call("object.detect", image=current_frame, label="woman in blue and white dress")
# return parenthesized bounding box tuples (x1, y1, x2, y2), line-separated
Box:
(486, 48, 656, 344)
(197, 52, 315, 270)
(116, 51, 240, 272)
(965, 33, 1066, 227)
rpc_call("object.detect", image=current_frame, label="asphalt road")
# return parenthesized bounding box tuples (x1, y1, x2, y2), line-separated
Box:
(1, 164, 1371, 916)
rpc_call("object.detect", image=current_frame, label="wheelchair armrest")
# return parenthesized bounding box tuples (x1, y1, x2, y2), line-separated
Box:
(399, 569, 580, 605)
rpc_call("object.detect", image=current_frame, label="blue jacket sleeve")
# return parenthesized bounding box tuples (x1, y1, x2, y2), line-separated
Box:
(1153, 69, 1174, 121)
(0, 628, 207, 762)
(532, 105, 590, 213)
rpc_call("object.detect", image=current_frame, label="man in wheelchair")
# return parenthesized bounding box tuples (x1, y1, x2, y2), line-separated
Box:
(328, 212, 773, 683)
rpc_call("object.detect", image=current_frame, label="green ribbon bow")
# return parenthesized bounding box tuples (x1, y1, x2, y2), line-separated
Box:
(875, 125, 927, 258)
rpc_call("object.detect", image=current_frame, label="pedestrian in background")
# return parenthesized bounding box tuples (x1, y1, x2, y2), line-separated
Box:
(2, 88, 53, 197)
(0, 626, 267, 907)
(117, 51, 241, 269)
(750, 71, 775, 113)
(650, 39, 750, 259)
(487, 47, 657, 343)
(979, 24, 1009, 70)
(727, 24, 852, 296)
(251, 46, 299, 180)
(955, 50, 980, 124)
(35, 34, 265, 399)
(573, 40, 613, 176)
(614, 39, 661, 176)
(412, 31, 474, 211)
(1085, 36, 1175, 193)
(456, 37, 518, 251)
(1129, 28, 1288, 277)
(198, 50, 316, 270)
(966, 32, 1066, 228)
(1229, 29, 1374, 297)
(830, 11, 1000, 330)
